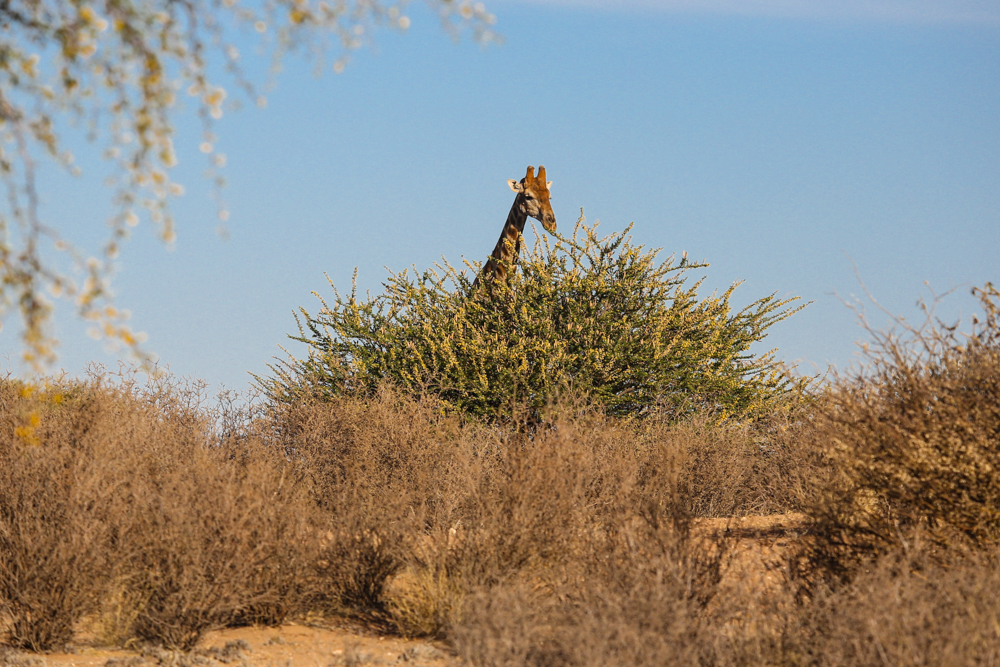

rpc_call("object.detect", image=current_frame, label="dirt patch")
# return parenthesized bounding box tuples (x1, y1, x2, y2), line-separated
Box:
(17, 622, 457, 667)
(697, 512, 806, 595)
(695, 512, 806, 640)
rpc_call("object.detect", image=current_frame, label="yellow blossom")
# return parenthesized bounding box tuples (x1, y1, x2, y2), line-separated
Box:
(21, 54, 40, 77)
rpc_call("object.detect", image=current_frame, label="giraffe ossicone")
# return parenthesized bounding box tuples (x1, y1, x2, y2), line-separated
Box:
(473, 165, 556, 289)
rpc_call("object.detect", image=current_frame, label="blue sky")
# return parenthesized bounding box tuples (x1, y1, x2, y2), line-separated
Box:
(10, 0, 1000, 391)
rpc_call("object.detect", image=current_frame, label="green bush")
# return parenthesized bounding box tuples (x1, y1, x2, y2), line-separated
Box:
(266, 216, 807, 421)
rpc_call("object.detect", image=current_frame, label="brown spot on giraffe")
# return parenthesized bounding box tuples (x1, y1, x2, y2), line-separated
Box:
(473, 165, 556, 289)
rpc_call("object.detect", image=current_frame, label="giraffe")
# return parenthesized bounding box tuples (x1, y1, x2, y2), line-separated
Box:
(473, 165, 556, 289)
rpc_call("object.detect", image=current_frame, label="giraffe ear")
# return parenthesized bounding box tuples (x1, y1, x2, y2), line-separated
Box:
(546, 181, 553, 190)
(508, 179, 524, 193)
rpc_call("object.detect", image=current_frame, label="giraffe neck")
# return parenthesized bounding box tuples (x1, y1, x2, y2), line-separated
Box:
(476, 194, 527, 287)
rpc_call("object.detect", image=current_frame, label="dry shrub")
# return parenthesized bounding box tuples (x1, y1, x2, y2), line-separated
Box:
(670, 408, 809, 518)
(384, 404, 636, 637)
(0, 360, 811, 658)
(0, 362, 838, 659)
(448, 583, 568, 667)
(268, 386, 466, 621)
(386, 401, 733, 655)
(454, 572, 710, 667)
(0, 370, 317, 651)
(262, 386, 761, 641)
(123, 438, 315, 649)
(441, 408, 636, 588)
(796, 284, 1000, 582)
(110, 379, 316, 648)
(384, 562, 465, 638)
(0, 376, 131, 650)
(446, 415, 727, 666)
(267, 389, 795, 643)
(783, 539, 1000, 665)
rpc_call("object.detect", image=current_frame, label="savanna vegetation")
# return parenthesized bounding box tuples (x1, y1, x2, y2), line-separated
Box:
(1, 223, 998, 665)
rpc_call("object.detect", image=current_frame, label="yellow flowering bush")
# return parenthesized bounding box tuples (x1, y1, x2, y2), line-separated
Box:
(267, 216, 808, 421)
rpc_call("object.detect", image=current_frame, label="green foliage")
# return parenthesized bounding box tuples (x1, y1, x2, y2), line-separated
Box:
(266, 215, 807, 421)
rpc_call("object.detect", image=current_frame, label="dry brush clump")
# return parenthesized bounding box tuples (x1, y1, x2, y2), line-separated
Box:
(121, 436, 316, 649)
(0, 376, 122, 650)
(666, 406, 810, 518)
(376, 400, 740, 652)
(0, 366, 811, 656)
(257, 386, 764, 646)
(793, 284, 1000, 584)
(782, 539, 1000, 666)
(437, 404, 815, 666)
(265, 386, 469, 623)
(0, 369, 319, 651)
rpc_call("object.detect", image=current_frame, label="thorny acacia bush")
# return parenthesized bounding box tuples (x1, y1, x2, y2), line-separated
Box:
(796, 283, 1000, 581)
(267, 218, 809, 422)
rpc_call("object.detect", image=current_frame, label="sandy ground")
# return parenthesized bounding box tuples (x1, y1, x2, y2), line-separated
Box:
(25, 622, 458, 667)
(3, 513, 806, 667)
(699, 511, 807, 590)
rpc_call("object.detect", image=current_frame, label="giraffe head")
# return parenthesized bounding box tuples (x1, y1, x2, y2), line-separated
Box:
(508, 165, 556, 233)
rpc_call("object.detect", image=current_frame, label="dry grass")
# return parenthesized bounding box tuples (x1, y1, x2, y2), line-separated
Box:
(792, 284, 1000, 588)
(0, 371, 319, 651)
(2, 285, 999, 663)
(0, 370, 774, 654)
(782, 540, 1000, 666)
